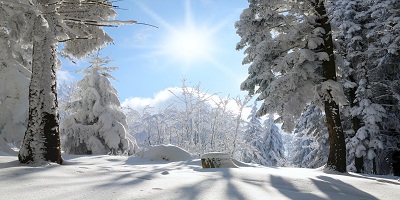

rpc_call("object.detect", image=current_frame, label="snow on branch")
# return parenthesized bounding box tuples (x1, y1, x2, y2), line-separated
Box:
(0, 0, 35, 11)
(319, 80, 348, 106)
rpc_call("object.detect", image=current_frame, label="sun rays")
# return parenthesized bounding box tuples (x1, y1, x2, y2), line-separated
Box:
(136, 0, 219, 67)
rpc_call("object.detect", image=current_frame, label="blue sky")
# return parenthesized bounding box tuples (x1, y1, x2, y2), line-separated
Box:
(59, 0, 249, 105)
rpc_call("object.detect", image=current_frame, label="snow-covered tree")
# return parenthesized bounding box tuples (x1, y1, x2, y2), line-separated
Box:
(364, 0, 400, 174)
(169, 79, 215, 153)
(0, 0, 32, 154)
(0, 67, 30, 155)
(290, 104, 329, 168)
(58, 81, 78, 123)
(241, 101, 264, 164)
(231, 95, 251, 157)
(262, 117, 285, 167)
(124, 80, 250, 159)
(125, 105, 159, 148)
(18, 0, 64, 163)
(281, 133, 294, 164)
(14, 0, 133, 164)
(291, 113, 314, 167)
(60, 55, 137, 155)
(236, 0, 347, 172)
(332, 0, 400, 173)
(209, 96, 239, 153)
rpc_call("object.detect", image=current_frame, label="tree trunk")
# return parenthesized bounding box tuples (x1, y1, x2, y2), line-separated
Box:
(18, 10, 62, 164)
(372, 155, 377, 174)
(314, 0, 347, 172)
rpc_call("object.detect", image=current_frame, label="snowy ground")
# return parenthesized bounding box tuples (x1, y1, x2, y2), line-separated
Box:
(1, 146, 400, 200)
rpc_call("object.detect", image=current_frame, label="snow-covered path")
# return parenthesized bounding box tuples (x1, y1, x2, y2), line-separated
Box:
(1, 154, 399, 200)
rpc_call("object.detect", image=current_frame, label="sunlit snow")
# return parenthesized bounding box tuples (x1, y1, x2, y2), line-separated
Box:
(1, 145, 399, 200)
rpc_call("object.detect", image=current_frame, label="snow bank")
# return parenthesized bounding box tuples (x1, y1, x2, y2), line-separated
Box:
(140, 144, 195, 162)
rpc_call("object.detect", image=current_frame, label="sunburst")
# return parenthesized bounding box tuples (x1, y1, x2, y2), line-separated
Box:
(137, 0, 219, 67)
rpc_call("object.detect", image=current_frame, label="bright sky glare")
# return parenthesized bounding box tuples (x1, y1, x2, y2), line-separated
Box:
(164, 26, 214, 65)
(59, 0, 249, 103)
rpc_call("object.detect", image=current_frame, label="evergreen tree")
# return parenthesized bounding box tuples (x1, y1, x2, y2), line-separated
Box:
(60, 55, 137, 155)
(291, 104, 329, 168)
(15, 0, 127, 164)
(236, 0, 347, 172)
(366, 0, 400, 173)
(291, 107, 315, 168)
(262, 117, 285, 167)
(241, 102, 264, 164)
(332, 0, 400, 173)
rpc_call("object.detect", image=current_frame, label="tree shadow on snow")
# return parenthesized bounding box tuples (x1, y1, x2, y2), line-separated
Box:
(0, 159, 20, 169)
(270, 175, 322, 200)
(312, 176, 380, 200)
(91, 157, 189, 190)
(345, 173, 400, 186)
(177, 168, 250, 200)
(270, 174, 380, 200)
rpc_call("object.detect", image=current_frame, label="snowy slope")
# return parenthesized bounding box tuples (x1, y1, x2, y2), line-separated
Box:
(1, 146, 399, 200)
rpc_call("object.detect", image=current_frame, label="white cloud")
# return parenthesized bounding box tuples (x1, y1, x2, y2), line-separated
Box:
(121, 87, 181, 111)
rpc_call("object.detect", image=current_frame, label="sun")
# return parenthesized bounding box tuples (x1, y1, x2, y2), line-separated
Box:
(163, 26, 214, 65)
(137, 0, 218, 67)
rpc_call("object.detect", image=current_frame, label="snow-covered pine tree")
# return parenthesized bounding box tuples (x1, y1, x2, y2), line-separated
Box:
(365, 0, 400, 174)
(60, 55, 137, 155)
(291, 105, 315, 168)
(290, 131, 313, 168)
(331, 0, 369, 173)
(0, 1, 32, 154)
(281, 133, 294, 164)
(291, 104, 329, 168)
(241, 101, 265, 164)
(306, 129, 329, 169)
(16, 0, 130, 164)
(332, 0, 400, 173)
(262, 117, 285, 167)
(236, 0, 347, 172)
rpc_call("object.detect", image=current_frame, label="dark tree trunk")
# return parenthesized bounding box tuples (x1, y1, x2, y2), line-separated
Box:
(355, 156, 364, 173)
(313, 0, 347, 172)
(393, 151, 400, 176)
(18, 11, 62, 164)
(372, 157, 377, 174)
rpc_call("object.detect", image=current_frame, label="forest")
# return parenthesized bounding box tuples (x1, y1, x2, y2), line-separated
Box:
(0, 0, 399, 178)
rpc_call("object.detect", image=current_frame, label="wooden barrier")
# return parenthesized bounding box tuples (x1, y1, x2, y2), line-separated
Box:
(200, 152, 238, 168)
